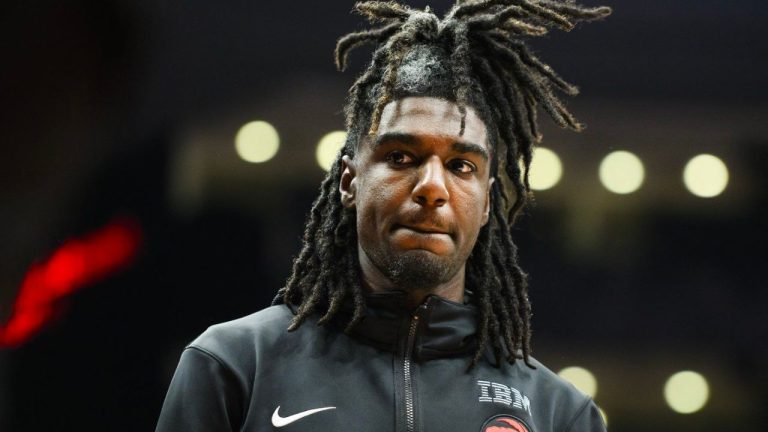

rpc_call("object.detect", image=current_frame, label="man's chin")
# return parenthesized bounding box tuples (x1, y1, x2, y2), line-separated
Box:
(382, 250, 457, 291)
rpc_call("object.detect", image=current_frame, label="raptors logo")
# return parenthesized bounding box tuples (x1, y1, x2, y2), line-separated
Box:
(481, 415, 532, 432)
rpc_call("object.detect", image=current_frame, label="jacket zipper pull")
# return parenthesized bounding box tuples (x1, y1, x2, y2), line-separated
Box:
(404, 299, 434, 432)
(403, 303, 427, 432)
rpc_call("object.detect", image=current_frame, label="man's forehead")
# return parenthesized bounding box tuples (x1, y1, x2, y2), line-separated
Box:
(376, 96, 489, 149)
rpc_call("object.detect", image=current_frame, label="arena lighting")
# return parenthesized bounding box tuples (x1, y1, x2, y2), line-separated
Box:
(316, 130, 347, 172)
(598, 150, 644, 194)
(664, 370, 710, 414)
(683, 154, 729, 198)
(557, 366, 597, 398)
(528, 147, 563, 191)
(0, 218, 142, 348)
(235, 120, 280, 163)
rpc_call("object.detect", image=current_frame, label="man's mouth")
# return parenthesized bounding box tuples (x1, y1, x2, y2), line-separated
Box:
(395, 224, 451, 236)
(390, 223, 455, 254)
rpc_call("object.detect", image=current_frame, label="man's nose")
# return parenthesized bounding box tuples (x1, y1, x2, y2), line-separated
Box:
(412, 156, 449, 207)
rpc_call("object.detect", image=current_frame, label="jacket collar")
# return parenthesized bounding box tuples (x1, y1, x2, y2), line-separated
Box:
(337, 291, 479, 361)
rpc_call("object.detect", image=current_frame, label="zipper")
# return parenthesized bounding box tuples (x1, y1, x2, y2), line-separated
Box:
(403, 302, 428, 432)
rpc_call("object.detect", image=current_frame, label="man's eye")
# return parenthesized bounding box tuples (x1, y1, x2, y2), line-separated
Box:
(448, 159, 477, 174)
(386, 151, 414, 166)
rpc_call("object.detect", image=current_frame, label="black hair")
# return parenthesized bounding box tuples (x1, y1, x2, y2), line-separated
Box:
(274, 0, 610, 368)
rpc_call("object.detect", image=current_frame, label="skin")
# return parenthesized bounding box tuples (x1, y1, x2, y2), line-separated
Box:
(339, 96, 494, 308)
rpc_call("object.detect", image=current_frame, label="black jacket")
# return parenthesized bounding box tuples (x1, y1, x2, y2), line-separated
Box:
(157, 293, 606, 432)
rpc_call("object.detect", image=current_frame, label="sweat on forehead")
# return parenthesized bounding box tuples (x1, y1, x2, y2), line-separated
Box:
(377, 97, 489, 146)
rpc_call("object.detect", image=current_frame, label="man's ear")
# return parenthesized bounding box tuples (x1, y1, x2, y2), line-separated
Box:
(482, 176, 495, 226)
(339, 155, 357, 208)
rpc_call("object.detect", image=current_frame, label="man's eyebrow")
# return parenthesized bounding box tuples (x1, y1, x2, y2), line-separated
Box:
(371, 132, 419, 149)
(452, 141, 489, 161)
(372, 132, 489, 161)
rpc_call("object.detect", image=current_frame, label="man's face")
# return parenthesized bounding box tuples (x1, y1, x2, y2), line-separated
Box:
(340, 96, 493, 291)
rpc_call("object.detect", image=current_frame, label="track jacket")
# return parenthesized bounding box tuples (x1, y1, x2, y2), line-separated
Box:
(157, 292, 606, 432)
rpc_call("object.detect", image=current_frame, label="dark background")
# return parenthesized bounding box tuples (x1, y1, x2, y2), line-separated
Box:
(1, 0, 767, 430)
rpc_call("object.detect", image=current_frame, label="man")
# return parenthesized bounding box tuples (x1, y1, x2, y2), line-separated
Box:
(157, 1, 611, 431)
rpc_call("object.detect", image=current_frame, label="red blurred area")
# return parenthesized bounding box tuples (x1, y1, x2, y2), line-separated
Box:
(0, 218, 142, 348)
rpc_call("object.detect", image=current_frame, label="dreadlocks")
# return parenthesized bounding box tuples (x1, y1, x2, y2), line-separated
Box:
(274, 0, 610, 368)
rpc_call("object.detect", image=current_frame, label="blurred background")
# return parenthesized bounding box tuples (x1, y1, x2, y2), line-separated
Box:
(1, 0, 766, 430)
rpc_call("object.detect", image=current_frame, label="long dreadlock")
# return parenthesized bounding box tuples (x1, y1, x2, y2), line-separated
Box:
(273, 0, 610, 368)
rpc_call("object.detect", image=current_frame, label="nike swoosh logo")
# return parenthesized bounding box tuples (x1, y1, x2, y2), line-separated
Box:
(271, 405, 336, 427)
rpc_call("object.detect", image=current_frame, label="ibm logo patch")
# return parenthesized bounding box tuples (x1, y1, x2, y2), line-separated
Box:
(477, 381, 532, 415)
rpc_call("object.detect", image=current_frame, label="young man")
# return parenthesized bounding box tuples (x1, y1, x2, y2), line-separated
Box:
(157, 2, 611, 431)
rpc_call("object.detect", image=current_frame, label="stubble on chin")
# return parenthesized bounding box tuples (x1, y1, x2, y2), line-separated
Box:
(379, 249, 457, 291)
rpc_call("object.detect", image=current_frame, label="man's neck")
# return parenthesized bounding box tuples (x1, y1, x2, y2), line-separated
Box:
(357, 249, 466, 309)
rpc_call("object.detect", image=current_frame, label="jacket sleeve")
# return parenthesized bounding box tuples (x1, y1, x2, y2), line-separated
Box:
(156, 346, 245, 432)
(565, 398, 607, 432)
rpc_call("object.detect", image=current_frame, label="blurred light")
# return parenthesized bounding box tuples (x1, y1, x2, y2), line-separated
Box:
(316, 130, 347, 172)
(599, 150, 644, 194)
(235, 120, 279, 163)
(0, 218, 142, 347)
(683, 154, 729, 198)
(664, 370, 709, 414)
(558, 366, 597, 398)
(529, 147, 563, 190)
(598, 406, 608, 427)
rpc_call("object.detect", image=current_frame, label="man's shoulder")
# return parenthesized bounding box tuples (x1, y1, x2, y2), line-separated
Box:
(186, 305, 294, 368)
(522, 355, 566, 382)
(510, 355, 593, 406)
